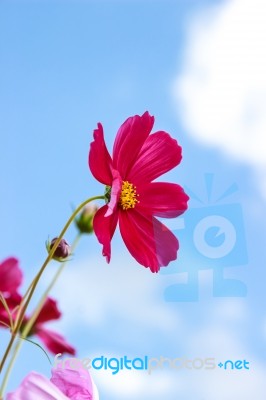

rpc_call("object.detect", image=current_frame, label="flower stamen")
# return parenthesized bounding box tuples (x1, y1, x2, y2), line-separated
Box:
(119, 181, 139, 210)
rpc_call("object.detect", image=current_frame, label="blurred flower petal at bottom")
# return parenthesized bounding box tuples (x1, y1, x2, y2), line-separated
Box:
(6, 372, 68, 400)
(7, 368, 99, 400)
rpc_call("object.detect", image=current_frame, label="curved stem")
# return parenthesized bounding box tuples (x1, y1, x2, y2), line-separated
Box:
(0, 195, 104, 378)
(0, 234, 81, 396)
(0, 334, 16, 399)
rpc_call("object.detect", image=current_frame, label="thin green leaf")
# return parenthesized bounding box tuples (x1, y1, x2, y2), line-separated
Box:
(19, 336, 52, 365)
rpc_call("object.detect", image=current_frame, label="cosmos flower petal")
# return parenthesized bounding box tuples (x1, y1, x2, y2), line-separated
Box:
(0, 257, 23, 293)
(119, 210, 178, 273)
(35, 327, 76, 356)
(6, 371, 69, 400)
(112, 112, 154, 179)
(0, 292, 22, 328)
(51, 367, 98, 400)
(105, 169, 122, 217)
(89, 123, 113, 185)
(93, 205, 119, 262)
(137, 182, 189, 218)
(127, 131, 182, 184)
(34, 297, 61, 325)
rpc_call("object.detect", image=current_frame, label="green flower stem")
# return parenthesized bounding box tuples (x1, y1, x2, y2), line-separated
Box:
(24, 233, 81, 337)
(0, 195, 104, 383)
(0, 234, 81, 398)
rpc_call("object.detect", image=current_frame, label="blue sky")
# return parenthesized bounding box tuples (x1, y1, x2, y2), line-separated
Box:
(1, 0, 266, 399)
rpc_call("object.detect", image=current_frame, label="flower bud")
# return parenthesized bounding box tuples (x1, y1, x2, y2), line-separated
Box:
(49, 238, 71, 260)
(75, 204, 98, 234)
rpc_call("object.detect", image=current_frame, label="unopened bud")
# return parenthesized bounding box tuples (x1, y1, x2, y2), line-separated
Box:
(49, 238, 71, 260)
(75, 204, 98, 234)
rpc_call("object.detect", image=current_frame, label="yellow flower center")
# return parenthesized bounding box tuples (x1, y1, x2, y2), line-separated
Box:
(119, 181, 139, 210)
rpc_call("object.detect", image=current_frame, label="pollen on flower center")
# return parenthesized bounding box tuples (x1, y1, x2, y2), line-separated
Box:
(119, 181, 139, 210)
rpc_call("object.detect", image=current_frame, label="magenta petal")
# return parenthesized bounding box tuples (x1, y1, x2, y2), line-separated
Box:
(89, 123, 113, 185)
(112, 112, 154, 179)
(36, 327, 76, 355)
(0, 257, 23, 293)
(51, 367, 96, 400)
(93, 205, 118, 263)
(137, 182, 189, 218)
(105, 169, 122, 217)
(119, 210, 178, 272)
(128, 131, 182, 184)
(0, 292, 22, 328)
(33, 297, 61, 325)
(6, 371, 69, 400)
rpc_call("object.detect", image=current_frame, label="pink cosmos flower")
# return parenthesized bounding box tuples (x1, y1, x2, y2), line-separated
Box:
(7, 368, 99, 399)
(89, 112, 189, 272)
(0, 257, 23, 329)
(22, 297, 76, 356)
(0, 258, 75, 356)
(0, 291, 22, 329)
(0, 257, 22, 294)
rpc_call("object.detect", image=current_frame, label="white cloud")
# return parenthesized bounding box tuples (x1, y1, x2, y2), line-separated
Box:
(44, 251, 181, 334)
(190, 364, 266, 400)
(95, 369, 175, 399)
(42, 252, 266, 399)
(173, 0, 266, 194)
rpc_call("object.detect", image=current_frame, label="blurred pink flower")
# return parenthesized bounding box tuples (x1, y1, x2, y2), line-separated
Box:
(89, 111, 189, 272)
(7, 368, 99, 399)
(0, 258, 75, 356)
(0, 257, 23, 328)
(23, 297, 76, 356)
(6, 372, 68, 400)
(51, 367, 99, 399)
(0, 257, 22, 294)
(0, 292, 22, 328)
